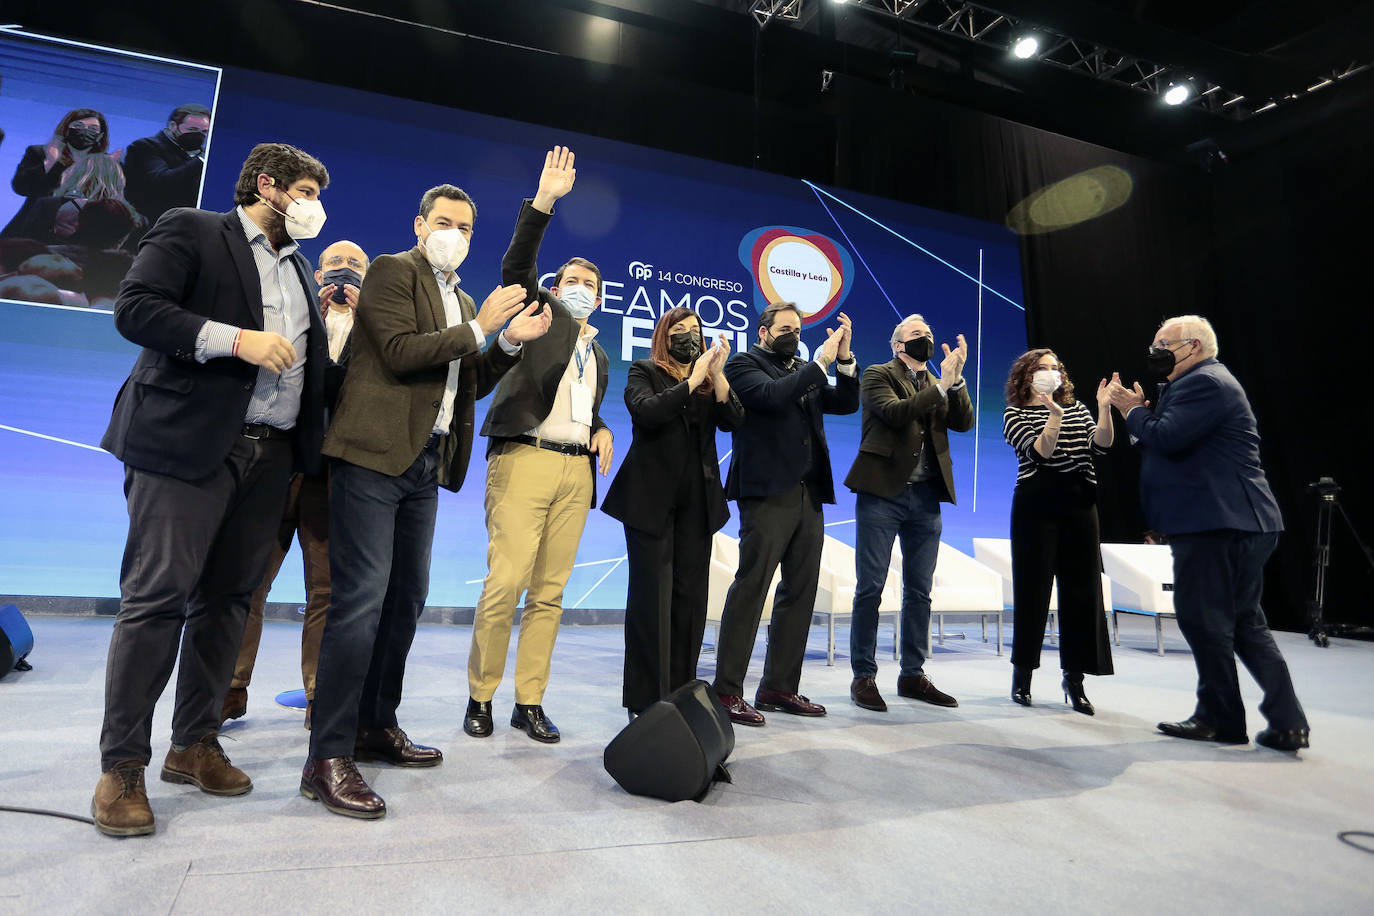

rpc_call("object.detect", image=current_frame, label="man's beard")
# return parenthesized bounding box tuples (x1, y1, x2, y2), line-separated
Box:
(263, 210, 291, 249)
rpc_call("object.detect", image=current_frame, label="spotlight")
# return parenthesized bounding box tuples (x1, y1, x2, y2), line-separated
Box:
(1164, 83, 1192, 105)
(1012, 36, 1039, 59)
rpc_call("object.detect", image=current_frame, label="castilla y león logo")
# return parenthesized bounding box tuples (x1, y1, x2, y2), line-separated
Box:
(738, 226, 854, 326)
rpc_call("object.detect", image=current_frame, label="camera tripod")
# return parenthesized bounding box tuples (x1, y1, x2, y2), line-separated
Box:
(1306, 477, 1374, 647)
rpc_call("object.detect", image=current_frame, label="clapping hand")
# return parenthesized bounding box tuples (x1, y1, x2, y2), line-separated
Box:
(503, 301, 553, 344)
(1096, 374, 1117, 412)
(708, 335, 731, 380)
(1106, 375, 1148, 416)
(318, 283, 359, 311)
(938, 333, 968, 389)
(1038, 390, 1065, 417)
(835, 312, 852, 361)
(533, 145, 576, 213)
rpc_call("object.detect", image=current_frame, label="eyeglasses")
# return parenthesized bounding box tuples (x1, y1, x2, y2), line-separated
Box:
(1152, 337, 1194, 350)
(322, 256, 365, 269)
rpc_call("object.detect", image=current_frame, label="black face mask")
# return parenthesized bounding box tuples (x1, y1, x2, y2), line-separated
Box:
(322, 267, 362, 304)
(65, 125, 101, 151)
(903, 335, 934, 363)
(767, 329, 800, 360)
(174, 128, 206, 151)
(1145, 343, 1186, 379)
(668, 331, 702, 365)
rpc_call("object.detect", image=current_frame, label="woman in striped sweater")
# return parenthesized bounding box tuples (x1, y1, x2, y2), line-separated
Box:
(1001, 349, 1115, 713)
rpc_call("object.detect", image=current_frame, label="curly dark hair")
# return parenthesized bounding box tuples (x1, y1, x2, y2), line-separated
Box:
(1005, 347, 1076, 407)
(233, 143, 330, 207)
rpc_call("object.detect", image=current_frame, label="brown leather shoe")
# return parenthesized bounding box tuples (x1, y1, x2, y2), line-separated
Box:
(850, 677, 888, 712)
(220, 686, 247, 724)
(354, 726, 443, 767)
(300, 756, 386, 819)
(91, 763, 154, 837)
(161, 734, 252, 796)
(755, 687, 827, 717)
(897, 674, 959, 708)
(716, 693, 766, 726)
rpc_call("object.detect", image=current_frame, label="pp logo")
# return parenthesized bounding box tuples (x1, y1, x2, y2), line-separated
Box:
(627, 261, 654, 281)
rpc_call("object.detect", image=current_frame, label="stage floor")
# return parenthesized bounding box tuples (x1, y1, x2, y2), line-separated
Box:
(1, 615, 1371, 914)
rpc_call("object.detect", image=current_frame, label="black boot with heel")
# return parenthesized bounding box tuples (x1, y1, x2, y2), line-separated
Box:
(1062, 671, 1094, 716)
(1011, 666, 1033, 706)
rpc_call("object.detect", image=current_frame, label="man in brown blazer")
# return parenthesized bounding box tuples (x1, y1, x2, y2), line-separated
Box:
(844, 314, 972, 713)
(300, 184, 551, 819)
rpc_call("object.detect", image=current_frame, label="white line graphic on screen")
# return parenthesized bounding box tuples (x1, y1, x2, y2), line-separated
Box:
(801, 180, 1024, 312)
(573, 555, 627, 609)
(0, 424, 106, 453)
(806, 183, 903, 321)
(973, 247, 983, 512)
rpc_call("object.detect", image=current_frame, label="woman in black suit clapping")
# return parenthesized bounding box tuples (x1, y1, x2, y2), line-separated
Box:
(603, 307, 745, 715)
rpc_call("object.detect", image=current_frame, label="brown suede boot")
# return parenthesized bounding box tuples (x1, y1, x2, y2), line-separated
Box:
(220, 687, 247, 724)
(91, 763, 155, 837)
(161, 734, 252, 796)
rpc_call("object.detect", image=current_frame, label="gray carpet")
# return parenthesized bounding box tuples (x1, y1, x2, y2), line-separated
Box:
(0, 614, 1370, 915)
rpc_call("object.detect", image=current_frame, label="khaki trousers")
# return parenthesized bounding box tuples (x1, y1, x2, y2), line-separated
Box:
(468, 442, 593, 705)
(232, 470, 332, 699)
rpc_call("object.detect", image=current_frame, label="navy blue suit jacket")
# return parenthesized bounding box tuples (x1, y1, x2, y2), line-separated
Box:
(101, 208, 326, 480)
(723, 345, 860, 504)
(1125, 357, 1282, 536)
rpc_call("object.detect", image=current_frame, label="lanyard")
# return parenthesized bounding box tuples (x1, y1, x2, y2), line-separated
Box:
(573, 340, 594, 380)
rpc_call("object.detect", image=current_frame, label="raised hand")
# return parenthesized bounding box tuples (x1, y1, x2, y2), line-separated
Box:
(236, 329, 297, 374)
(1106, 376, 1148, 416)
(533, 145, 577, 213)
(709, 335, 731, 378)
(820, 327, 842, 366)
(318, 283, 359, 312)
(938, 333, 967, 388)
(1037, 390, 1065, 417)
(835, 312, 852, 361)
(475, 284, 529, 337)
(503, 301, 552, 344)
(1096, 374, 1116, 412)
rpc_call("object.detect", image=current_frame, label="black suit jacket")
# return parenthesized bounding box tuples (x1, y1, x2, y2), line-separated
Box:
(101, 207, 326, 480)
(1, 145, 63, 239)
(481, 199, 610, 501)
(123, 131, 205, 227)
(844, 358, 974, 502)
(602, 359, 745, 535)
(723, 345, 860, 504)
(324, 247, 519, 492)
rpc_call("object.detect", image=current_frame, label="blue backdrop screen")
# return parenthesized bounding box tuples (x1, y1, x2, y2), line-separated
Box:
(0, 45, 1027, 607)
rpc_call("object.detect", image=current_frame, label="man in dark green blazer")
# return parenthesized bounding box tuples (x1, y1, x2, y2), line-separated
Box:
(844, 314, 972, 713)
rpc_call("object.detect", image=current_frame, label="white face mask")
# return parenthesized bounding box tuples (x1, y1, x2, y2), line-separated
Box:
(421, 226, 469, 273)
(1031, 368, 1062, 395)
(559, 284, 597, 319)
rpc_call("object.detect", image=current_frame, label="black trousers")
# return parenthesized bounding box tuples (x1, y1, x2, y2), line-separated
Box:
(1009, 470, 1113, 676)
(1170, 530, 1307, 734)
(711, 483, 823, 698)
(99, 435, 294, 770)
(621, 464, 710, 712)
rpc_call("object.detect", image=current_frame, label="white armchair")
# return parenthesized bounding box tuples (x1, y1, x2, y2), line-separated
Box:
(1099, 543, 1177, 656)
(703, 532, 777, 654)
(972, 537, 1114, 646)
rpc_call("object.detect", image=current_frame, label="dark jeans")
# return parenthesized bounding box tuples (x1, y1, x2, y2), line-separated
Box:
(712, 483, 824, 698)
(309, 446, 439, 760)
(1009, 471, 1113, 676)
(99, 436, 294, 770)
(850, 481, 943, 679)
(1170, 530, 1307, 735)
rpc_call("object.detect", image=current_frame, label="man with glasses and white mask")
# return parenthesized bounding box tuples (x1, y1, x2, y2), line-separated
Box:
(463, 147, 614, 745)
(1108, 315, 1309, 752)
(844, 315, 972, 713)
(222, 240, 370, 732)
(300, 184, 552, 819)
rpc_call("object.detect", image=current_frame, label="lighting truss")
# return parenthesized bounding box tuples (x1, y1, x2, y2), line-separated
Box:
(749, 0, 803, 28)
(814, 0, 1372, 120)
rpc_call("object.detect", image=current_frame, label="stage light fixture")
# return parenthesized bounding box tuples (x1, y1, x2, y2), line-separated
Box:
(1012, 36, 1039, 59)
(1164, 83, 1192, 105)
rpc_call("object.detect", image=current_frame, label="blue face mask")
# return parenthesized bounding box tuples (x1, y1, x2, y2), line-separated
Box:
(322, 267, 361, 304)
(559, 284, 597, 319)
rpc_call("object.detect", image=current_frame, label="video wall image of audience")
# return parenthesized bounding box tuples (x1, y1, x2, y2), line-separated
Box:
(0, 30, 220, 309)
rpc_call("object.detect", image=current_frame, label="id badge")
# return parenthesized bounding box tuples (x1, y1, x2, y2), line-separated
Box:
(570, 382, 594, 426)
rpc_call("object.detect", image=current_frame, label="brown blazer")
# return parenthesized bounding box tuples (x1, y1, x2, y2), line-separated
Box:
(843, 357, 974, 502)
(323, 246, 519, 491)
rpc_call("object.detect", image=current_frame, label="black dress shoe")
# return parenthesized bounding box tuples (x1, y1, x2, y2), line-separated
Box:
(300, 756, 386, 819)
(897, 674, 959, 708)
(355, 726, 443, 767)
(1256, 727, 1310, 751)
(850, 677, 887, 712)
(463, 698, 494, 738)
(1157, 716, 1248, 745)
(1061, 671, 1094, 716)
(511, 704, 560, 743)
(755, 687, 826, 717)
(1011, 666, 1032, 707)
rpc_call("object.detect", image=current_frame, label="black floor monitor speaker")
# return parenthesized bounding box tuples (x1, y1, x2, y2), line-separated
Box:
(1, 603, 35, 678)
(604, 679, 735, 802)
